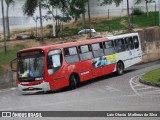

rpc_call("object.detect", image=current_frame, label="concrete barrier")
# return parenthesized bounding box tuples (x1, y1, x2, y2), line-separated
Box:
(137, 27, 160, 63)
(0, 72, 17, 89)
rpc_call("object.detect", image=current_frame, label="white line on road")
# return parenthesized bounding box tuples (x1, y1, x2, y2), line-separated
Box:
(135, 87, 156, 91)
(129, 75, 160, 96)
(129, 75, 141, 96)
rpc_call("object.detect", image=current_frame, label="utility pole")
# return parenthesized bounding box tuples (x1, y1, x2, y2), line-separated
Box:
(39, 2, 44, 41)
(1, 0, 7, 53)
(52, 6, 56, 37)
(88, 0, 91, 38)
(127, 0, 131, 30)
(159, 0, 160, 25)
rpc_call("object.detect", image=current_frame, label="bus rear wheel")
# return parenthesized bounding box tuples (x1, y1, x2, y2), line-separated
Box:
(116, 62, 124, 75)
(69, 74, 78, 89)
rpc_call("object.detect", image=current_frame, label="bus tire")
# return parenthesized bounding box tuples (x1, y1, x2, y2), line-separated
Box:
(69, 74, 78, 89)
(116, 62, 124, 76)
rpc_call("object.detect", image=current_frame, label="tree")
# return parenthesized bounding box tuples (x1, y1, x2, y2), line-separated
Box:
(1, 0, 7, 53)
(44, 0, 69, 37)
(135, 0, 153, 16)
(23, 0, 44, 41)
(5, 0, 14, 41)
(69, 0, 88, 21)
(100, 0, 122, 6)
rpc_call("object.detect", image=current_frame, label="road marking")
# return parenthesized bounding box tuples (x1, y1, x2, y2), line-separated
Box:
(129, 75, 141, 95)
(129, 75, 160, 96)
(135, 87, 154, 91)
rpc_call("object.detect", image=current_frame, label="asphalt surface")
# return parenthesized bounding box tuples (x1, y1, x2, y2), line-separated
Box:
(0, 61, 160, 120)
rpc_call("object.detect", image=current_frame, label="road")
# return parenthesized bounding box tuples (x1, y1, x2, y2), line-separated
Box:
(0, 61, 160, 120)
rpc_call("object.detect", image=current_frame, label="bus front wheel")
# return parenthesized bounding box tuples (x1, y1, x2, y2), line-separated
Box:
(69, 74, 78, 89)
(116, 62, 124, 75)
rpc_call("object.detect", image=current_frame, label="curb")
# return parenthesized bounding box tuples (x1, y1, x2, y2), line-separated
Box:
(139, 77, 160, 87)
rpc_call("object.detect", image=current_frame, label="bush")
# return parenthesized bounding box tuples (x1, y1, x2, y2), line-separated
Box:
(29, 31, 36, 39)
(132, 8, 144, 16)
(45, 31, 53, 38)
(46, 24, 53, 29)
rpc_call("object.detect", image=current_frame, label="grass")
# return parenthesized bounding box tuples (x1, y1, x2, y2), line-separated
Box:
(141, 68, 160, 83)
(62, 27, 79, 36)
(0, 44, 25, 64)
(60, 12, 158, 35)
(132, 12, 159, 27)
(95, 17, 128, 32)
(0, 44, 25, 74)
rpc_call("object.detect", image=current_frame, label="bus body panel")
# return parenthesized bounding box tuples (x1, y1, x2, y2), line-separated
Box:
(48, 65, 69, 90)
(18, 81, 50, 94)
(15, 33, 142, 94)
(75, 60, 94, 82)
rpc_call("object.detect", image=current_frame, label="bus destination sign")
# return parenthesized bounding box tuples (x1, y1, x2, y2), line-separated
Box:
(18, 50, 43, 57)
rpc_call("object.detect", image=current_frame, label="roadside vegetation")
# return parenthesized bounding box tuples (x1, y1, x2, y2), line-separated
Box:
(0, 11, 159, 74)
(0, 44, 25, 64)
(62, 11, 158, 35)
(141, 68, 160, 83)
(0, 44, 25, 74)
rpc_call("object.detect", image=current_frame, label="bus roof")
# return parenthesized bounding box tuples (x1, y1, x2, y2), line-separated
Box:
(18, 37, 108, 53)
(107, 32, 138, 40)
(18, 32, 139, 54)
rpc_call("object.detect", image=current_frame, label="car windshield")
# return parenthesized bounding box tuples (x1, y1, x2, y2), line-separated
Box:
(18, 55, 44, 81)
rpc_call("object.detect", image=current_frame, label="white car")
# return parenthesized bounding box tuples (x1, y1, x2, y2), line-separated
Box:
(78, 29, 96, 34)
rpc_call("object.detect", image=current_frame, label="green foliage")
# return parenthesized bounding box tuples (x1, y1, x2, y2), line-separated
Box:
(54, 11, 158, 35)
(5, 0, 14, 6)
(100, 0, 122, 7)
(63, 27, 79, 36)
(135, 0, 154, 5)
(45, 31, 53, 38)
(0, 44, 25, 64)
(69, 0, 88, 19)
(94, 17, 127, 32)
(46, 24, 53, 29)
(29, 31, 35, 38)
(23, 0, 39, 16)
(132, 8, 144, 16)
(133, 12, 158, 27)
(141, 68, 160, 83)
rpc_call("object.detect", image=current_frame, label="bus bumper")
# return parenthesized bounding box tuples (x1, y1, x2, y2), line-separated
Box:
(18, 82, 51, 94)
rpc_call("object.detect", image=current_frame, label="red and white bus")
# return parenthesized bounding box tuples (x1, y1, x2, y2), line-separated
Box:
(11, 33, 142, 94)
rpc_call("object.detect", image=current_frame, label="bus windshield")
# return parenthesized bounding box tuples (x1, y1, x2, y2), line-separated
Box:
(18, 55, 44, 81)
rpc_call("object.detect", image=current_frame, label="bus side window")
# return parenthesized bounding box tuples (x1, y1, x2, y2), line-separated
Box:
(133, 36, 139, 49)
(104, 40, 115, 55)
(92, 42, 104, 58)
(114, 38, 126, 53)
(64, 47, 79, 64)
(79, 45, 93, 61)
(124, 37, 134, 50)
(48, 50, 63, 75)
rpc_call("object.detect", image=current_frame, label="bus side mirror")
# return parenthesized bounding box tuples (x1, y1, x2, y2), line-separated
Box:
(10, 58, 17, 72)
